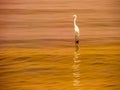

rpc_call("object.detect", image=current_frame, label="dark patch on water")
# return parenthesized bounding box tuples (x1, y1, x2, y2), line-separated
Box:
(90, 62, 106, 65)
(13, 57, 30, 60)
(0, 57, 30, 66)
(0, 57, 7, 61)
(105, 84, 117, 87)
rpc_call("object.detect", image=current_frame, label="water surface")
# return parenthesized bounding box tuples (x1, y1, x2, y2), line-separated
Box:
(0, 0, 120, 90)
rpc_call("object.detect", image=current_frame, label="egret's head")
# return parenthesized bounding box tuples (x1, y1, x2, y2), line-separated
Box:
(73, 14, 77, 18)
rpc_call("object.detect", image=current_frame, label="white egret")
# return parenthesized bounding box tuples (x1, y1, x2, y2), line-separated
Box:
(73, 14, 79, 37)
(73, 14, 80, 52)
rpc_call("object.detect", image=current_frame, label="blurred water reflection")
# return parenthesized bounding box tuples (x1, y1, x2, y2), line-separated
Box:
(73, 41, 81, 90)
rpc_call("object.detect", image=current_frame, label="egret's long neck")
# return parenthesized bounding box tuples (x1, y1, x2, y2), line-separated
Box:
(74, 17, 77, 27)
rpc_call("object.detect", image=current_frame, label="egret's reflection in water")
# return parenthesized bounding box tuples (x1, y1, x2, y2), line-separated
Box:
(73, 42, 81, 90)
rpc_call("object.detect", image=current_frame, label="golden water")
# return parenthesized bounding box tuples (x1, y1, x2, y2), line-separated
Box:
(0, 0, 120, 90)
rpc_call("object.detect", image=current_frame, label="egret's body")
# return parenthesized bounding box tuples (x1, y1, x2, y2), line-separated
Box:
(73, 14, 79, 51)
(73, 15, 79, 37)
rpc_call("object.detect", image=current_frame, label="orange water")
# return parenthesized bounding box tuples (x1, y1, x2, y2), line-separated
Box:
(0, 0, 120, 90)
